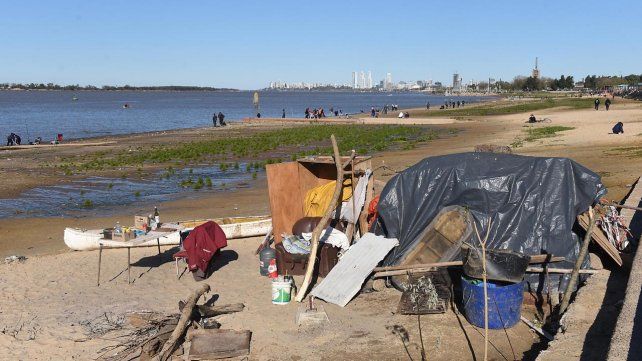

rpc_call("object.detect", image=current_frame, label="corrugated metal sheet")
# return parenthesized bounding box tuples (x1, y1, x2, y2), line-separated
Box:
(310, 233, 398, 307)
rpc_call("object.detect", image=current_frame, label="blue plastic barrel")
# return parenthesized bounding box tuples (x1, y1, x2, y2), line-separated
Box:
(461, 276, 524, 329)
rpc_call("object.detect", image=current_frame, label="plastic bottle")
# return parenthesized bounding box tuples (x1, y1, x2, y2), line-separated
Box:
(114, 221, 122, 235)
(154, 207, 160, 226)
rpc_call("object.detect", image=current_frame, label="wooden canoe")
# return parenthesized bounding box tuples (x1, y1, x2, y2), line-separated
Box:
(64, 216, 271, 251)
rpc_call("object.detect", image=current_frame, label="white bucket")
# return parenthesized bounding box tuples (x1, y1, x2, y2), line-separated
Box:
(271, 279, 292, 305)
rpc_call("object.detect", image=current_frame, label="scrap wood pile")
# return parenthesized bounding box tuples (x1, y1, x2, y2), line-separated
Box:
(90, 284, 249, 361)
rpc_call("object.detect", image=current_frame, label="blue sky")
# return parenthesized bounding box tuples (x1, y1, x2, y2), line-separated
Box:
(1, 1, 640, 89)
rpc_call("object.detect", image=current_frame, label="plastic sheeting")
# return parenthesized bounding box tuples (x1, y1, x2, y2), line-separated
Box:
(374, 152, 606, 291)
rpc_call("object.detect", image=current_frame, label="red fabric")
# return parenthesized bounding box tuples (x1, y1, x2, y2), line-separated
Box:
(182, 221, 228, 273)
(172, 250, 188, 259)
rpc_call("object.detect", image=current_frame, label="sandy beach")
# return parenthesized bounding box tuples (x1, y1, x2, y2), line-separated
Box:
(2, 96, 642, 360)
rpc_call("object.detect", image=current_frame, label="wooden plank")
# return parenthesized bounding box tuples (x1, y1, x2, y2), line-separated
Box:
(266, 162, 304, 243)
(578, 213, 622, 266)
(186, 329, 251, 360)
(310, 233, 398, 307)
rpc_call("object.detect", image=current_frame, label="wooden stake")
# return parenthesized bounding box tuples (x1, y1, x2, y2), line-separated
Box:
(473, 220, 492, 361)
(559, 207, 596, 315)
(97, 244, 103, 287)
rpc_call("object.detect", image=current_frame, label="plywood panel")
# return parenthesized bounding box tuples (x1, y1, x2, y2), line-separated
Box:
(267, 162, 304, 243)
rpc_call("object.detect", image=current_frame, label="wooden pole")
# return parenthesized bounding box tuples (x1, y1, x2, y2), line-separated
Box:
(127, 247, 131, 284)
(155, 283, 211, 361)
(295, 135, 352, 302)
(372, 265, 595, 278)
(97, 244, 103, 287)
(559, 208, 596, 315)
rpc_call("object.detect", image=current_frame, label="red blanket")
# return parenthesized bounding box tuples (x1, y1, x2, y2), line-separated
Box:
(183, 221, 228, 273)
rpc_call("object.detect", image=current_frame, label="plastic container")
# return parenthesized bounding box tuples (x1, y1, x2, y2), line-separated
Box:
(461, 276, 524, 329)
(259, 246, 276, 276)
(271, 278, 292, 305)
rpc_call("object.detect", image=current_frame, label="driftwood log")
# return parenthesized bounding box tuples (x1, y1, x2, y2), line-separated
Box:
(295, 135, 354, 302)
(194, 303, 245, 318)
(154, 283, 211, 361)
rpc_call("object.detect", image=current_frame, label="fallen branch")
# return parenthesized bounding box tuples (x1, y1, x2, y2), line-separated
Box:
(154, 283, 210, 361)
(194, 303, 245, 318)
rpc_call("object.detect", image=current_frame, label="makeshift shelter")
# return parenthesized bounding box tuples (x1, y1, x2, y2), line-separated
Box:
(374, 152, 606, 291)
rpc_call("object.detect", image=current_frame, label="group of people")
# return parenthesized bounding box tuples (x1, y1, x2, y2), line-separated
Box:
(304, 107, 343, 119)
(443, 100, 465, 109)
(594, 98, 612, 111)
(6, 133, 21, 146)
(212, 112, 226, 127)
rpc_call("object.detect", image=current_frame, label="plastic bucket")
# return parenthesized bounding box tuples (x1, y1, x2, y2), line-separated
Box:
(272, 279, 292, 305)
(461, 276, 524, 329)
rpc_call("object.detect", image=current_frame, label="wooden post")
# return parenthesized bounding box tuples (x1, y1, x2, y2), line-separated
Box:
(559, 207, 596, 314)
(155, 283, 211, 361)
(295, 135, 353, 302)
(127, 247, 131, 284)
(97, 244, 103, 287)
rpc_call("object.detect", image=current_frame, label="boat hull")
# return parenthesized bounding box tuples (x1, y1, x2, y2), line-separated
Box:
(64, 217, 271, 251)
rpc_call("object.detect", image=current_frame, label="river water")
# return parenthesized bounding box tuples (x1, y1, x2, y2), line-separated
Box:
(0, 90, 487, 141)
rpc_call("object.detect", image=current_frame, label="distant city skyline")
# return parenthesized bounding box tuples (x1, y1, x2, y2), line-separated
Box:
(2, 1, 641, 89)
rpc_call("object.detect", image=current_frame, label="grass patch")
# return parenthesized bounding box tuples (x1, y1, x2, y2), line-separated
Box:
(59, 125, 438, 172)
(414, 98, 594, 118)
(524, 126, 574, 142)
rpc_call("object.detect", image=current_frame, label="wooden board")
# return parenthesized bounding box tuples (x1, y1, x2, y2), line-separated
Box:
(266, 162, 304, 243)
(310, 233, 398, 307)
(578, 213, 622, 266)
(187, 329, 251, 360)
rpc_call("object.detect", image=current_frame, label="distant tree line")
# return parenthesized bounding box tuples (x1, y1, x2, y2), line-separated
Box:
(0, 83, 236, 91)
(494, 73, 642, 92)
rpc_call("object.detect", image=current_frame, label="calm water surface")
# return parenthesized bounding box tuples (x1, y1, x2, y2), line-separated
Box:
(0, 90, 489, 141)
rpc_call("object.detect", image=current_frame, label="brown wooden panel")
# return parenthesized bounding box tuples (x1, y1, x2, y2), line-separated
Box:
(267, 162, 304, 243)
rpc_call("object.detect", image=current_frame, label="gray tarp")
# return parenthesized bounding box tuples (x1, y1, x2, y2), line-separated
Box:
(374, 152, 606, 291)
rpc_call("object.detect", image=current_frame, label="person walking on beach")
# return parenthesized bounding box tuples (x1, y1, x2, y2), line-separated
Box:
(217, 112, 226, 126)
(371, 107, 376, 117)
(594, 98, 600, 110)
(426, 102, 430, 110)
(605, 98, 611, 111)
(212, 113, 218, 127)
(305, 108, 310, 119)
(282, 109, 286, 118)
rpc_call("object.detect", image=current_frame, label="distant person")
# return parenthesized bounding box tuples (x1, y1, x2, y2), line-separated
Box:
(371, 107, 376, 117)
(212, 113, 218, 127)
(282, 109, 286, 118)
(256, 112, 261, 118)
(426, 102, 430, 110)
(528, 114, 537, 123)
(605, 98, 611, 111)
(612, 122, 624, 134)
(404, 112, 410, 118)
(398, 111, 404, 118)
(462, 100, 466, 107)
(305, 108, 310, 119)
(457, 101, 461, 108)
(594, 98, 600, 110)
(218, 112, 226, 126)
(6, 133, 21, 146)
(334, 110, 339, 116)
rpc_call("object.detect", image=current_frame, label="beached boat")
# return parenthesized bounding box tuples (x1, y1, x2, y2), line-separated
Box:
(64, 216, 271, 251)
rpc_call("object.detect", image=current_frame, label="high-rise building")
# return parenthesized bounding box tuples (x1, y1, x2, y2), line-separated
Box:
(453, 73, 462, 92)
(367, 71, 373, 89)
(384, 73, 393, 90)
(352, 71, 358, 89)
(359, 71, 366, 89)
(532, 57, 540, 79)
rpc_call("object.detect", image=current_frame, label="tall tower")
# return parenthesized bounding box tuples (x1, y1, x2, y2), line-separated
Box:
(453, 72, 461, 91)
(532, 57, 540, 79)
(367, 71, 373, 89)
(359, 71, 366, 89)
(385, 73, 392, 90)
(352, 71, 358, 88)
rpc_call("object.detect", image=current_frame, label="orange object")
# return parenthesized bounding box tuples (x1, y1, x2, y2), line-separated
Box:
(367, 195, 380, 228)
